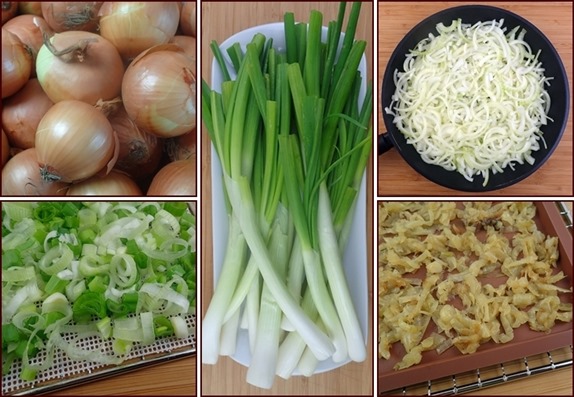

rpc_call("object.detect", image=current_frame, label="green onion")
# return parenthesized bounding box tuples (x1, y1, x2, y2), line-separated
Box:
(202, 1, 371, 388)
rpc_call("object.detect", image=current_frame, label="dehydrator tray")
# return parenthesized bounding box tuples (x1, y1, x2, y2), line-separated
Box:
(378, 201, 573, 393)
(2, 314, 196, 395)
(381, 345, 573, 395)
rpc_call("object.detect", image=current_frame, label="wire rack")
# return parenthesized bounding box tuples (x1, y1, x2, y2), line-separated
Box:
(557, 201, 573, 234)
(381, 202, 573, 396)
(381, 346, 572, 396)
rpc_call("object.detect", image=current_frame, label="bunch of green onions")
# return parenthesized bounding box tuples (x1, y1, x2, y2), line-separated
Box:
(202, 2, 372, 388)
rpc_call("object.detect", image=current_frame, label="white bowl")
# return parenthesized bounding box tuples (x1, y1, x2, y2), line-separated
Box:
(210, 22, 369, 375)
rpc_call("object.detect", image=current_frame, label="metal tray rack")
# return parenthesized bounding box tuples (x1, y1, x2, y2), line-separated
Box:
(381, 345, 573, 396)
(381, 202, 573, 396)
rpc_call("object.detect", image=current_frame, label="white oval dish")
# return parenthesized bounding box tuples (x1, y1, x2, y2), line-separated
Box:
(210, 22, 369, 375)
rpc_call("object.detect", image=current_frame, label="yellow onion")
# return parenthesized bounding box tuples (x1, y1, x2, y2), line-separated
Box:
(18, 2, 43, 16)
(122, 44, 196, 138)
(36, 30, 124, 104)
(67, 169, 142, 196)
(173, 35, 196, 75)
(4, 15, 53, 75)
(2, 148, 69, 195)
(98, 2, 180, 62)
(41, 2, 103, 32)
(2, 78, 54, 149)
(109, 105, 163, 180)
(2, 129, 10, 166)
(2, 2, 18, 25)
(166, 128, 196, 162)
(147, 155, 196, 196)
(2, 29, 33, 98)
(179, 2, 196, 37)
(36, 100, 118, 183)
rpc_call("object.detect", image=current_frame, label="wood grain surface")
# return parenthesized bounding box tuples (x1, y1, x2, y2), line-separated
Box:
(44, 356, 196, 396)
(201, 1, 374, 395)
(378, 2, 573, 196)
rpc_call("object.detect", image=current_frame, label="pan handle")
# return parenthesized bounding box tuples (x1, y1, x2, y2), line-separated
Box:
(378, 133, 394, 155)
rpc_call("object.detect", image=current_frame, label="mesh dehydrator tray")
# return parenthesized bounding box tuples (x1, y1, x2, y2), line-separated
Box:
(2, 313, 196, 395)
(378, 201, 573, 394)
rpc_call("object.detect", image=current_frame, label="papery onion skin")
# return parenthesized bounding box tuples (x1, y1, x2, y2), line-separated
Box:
(98, 2, 180, 62)
(41, 2, 103, 33)
(147, 156, 196, 196)
(179, 2, 196, 37)
(66, 169, 142, 196)
(2, 129, 10, 166)
(2, 78, 54, 149)
(166, 129, 196, 162)
(36, 30, 124, 104)
(2, 29, 33, 98)
(35, 100, 116, 183)
(1, 2, 18, 25)
(109, 106, 164, 179)
(173, 35, 196, 75)
(122, 45, 196, 138)
(4, 15, 53, 75)
(18, 2, 43, 16)
(2, 148, 69, 195)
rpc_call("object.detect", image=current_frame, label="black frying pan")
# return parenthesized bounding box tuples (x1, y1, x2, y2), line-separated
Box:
(379, 5, 569, 192)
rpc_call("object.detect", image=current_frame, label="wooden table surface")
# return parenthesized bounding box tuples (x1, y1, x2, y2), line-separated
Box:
(201, 1, 374, 395)
(43, 356, 196, 396)
(378, 1, 573, 196)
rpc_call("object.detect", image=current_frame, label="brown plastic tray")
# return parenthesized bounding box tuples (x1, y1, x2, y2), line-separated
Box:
(378, 202, 573, 393)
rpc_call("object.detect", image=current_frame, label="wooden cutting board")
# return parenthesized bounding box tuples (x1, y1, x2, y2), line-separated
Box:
(378, 1, 573, 196)
(201, 1, 374, 395)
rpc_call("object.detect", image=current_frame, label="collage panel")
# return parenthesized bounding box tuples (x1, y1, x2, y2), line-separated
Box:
(2, 1, 198, 395)
(2, 1, 197, 198)
(1, 200, 197, 395)
(201, 1, 374, 395)
(376, 2, 573, 394)
(377, 200, 573, 395)
(377, 2, 572, 196)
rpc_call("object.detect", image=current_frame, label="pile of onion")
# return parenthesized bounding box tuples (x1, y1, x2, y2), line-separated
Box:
(1, 1, 197, 197)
